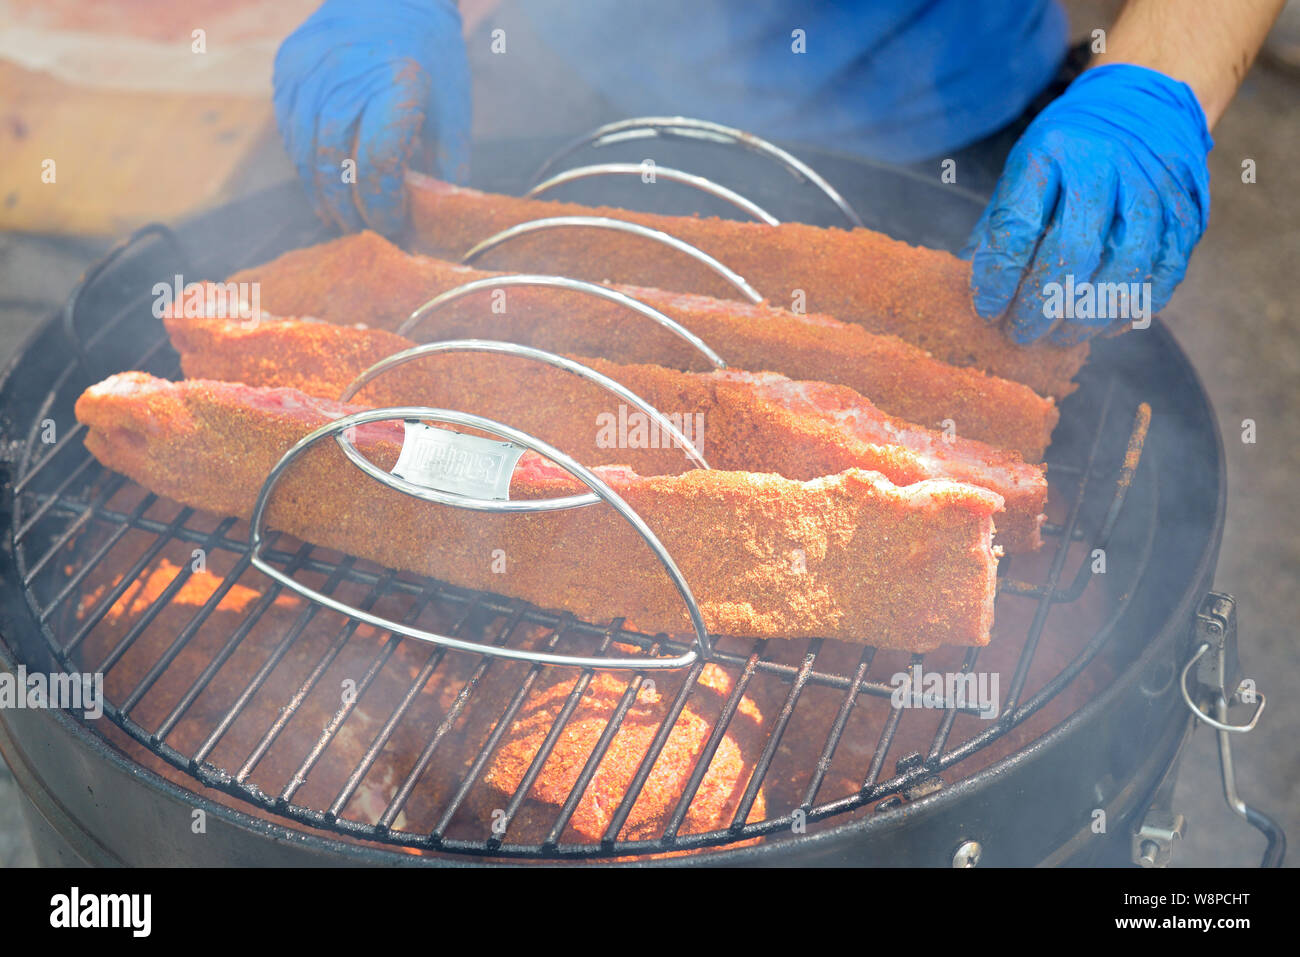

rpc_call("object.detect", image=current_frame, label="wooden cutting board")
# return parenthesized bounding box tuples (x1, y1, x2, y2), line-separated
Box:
(0, 61, 279, 236)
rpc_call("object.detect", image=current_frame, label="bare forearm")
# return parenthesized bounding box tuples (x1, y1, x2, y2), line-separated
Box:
(1092, 0, 1286, 127)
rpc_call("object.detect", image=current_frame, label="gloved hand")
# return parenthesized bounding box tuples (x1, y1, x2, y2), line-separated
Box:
(964, 63, 1212, 345)
(273, 0, 471, 236)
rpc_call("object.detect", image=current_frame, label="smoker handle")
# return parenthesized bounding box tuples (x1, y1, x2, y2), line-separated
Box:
(1217, 701, 1288, 868)
(60, 222, 189, 375)
(1179, 592, 1287, 867)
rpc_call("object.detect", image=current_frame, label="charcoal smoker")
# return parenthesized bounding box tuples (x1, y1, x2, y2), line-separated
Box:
(0, 120, 1285, 866)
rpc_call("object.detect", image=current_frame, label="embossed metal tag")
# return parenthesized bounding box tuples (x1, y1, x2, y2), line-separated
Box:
(391, 420, 524, 500)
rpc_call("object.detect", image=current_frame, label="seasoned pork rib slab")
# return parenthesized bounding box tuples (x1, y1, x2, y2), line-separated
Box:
(402, 174, 1088, 402)
(227, 230, 1058, 461)
(76, 373, 1002, 649)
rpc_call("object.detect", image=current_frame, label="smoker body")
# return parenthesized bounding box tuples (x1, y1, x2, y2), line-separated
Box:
(0, 142, 1276, 867)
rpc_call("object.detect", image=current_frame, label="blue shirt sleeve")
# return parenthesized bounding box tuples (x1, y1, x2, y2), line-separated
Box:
(518, 0, 1069, 163)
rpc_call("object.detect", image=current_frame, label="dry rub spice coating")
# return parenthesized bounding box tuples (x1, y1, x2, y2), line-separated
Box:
(166, 307, 1045, 552)
(228, 230, 1058, 461)
(402, 175, 1089, 401)
(75, 373, 1001, 650)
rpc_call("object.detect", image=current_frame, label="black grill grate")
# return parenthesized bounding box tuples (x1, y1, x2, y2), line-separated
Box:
(5, 220, 1158, 860)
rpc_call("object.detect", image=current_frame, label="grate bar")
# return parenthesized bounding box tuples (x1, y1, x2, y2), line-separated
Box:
(94, 517, 239, 677)
(542, 626, 661, 848)
(12, 437, 95, 540)
(279, 582, 440, 805)
(235, 569, 398, 784)
(430, 616, 577, 841)
(120, 542, 264, 714)
(151, 539, 305, 742)
(192, 556, 357, 766)
(380, 607, 528, 832)
(12, 330, 175, 503)
(20, 465, 121, 588)
(325, 597, 482, 820)
(29, 474, 133, 612)
(931, 465, 1160, 775)
(731, 639, 822, 830)
(489, 631, 618, 847)
(862, 654, 922, 791)
(59, 501, 186, 653)
(599, 656, 705, 846)
(1005, 404, 1154, 605)
(11, 368, 86, 498)
(1001, 385, 1117, 713)
(866, 383, 1136, 789)
(802, 645, 875, 807)
(661, 642, 766, 840)
(925, 646, 985, 762)
(81, 292, 166, 358)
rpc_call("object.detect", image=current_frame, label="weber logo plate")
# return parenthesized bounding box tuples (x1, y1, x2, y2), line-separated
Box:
(391, 421, 524, 500)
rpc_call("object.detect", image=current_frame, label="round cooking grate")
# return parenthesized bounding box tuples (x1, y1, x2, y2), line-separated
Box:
(1, 145, 1170, 860)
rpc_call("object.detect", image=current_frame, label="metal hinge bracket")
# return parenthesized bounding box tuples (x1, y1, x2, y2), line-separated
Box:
(1182, 593, 1263, 734)
(1133, 811, 1185, 868)
(1194, 593, 1240, 697)
(896, 752, 945, 801)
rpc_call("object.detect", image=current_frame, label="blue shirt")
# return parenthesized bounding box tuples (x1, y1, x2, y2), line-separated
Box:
(520, 0, 1069, 162)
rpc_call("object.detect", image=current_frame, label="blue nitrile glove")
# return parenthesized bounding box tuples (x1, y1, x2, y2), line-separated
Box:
(273, 0, 471, 236)
(964, 63, 1212, 345)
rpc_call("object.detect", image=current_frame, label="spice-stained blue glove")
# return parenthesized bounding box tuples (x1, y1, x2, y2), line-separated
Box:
(964, 63, 1213, 345)
(273, 0, 471, 236)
